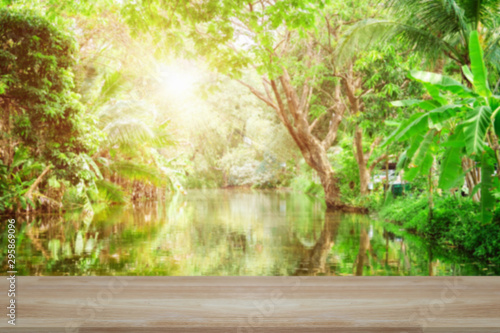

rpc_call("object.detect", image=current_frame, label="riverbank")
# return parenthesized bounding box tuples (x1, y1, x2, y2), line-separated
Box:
(378, 194, 500, 267)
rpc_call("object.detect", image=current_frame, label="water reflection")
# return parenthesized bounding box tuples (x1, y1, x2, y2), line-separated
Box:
(295, 210, 341, 275)
(0, 189, 497, 276)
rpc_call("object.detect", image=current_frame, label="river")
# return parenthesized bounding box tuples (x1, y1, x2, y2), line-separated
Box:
(1, 189, 497, 276)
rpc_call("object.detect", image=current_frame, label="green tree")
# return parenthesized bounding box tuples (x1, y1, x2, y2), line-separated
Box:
(0, 8, 97, 212)
(334, 46, 423, 197)
(122, 0, 386, 209)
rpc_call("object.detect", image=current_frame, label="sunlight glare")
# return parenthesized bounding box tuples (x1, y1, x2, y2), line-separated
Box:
(159, 63, 198, 96)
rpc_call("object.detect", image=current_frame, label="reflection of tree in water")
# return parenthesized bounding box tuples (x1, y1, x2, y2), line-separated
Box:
(3, 202, 179, 275)
(226, 231, 247, 252)
(293, 213, 407, 276)
(295, 210, 342, 276)
(353, 227, 379, 276)
(3, 190, 497, 276)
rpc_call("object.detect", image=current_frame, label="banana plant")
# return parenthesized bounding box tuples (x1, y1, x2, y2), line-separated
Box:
(384, 31, 500, 223)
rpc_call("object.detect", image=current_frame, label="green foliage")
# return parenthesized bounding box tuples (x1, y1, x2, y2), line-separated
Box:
(0, 8, 103, 213)
(0, 146, 42, 211)
(290, 174, 325, 199)
(0, 8, 98, 170)
(469, 31, 491, 97)
(330, 143, 360, 201)
(380, 195, 500, 264)
(62, 182, 93, 213)
(351, 45, 424, 131)
(387, 31, 500, 223)
(338, 0, 500, 74)
(463, 105, 492, 155)
(95, 179, 127, 204)
(438, 133, 464, 190)
(98, 100, 173, 150)
(110, 160, 170, 188)
(0, 0, 498, 275)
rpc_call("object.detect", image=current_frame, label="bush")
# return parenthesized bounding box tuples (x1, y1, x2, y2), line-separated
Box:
(379, 194, 500, 264)
(290, 174, 324, 198)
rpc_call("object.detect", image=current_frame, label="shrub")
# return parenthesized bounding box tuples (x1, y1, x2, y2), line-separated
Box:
(379, 194, 500, 264)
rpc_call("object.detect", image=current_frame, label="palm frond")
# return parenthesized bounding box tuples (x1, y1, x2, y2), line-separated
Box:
(103, 118, 156, 146)
(95, 179, 127, 204)
(99, 72, 126, 103)
(62, 185, 93, 213)
(110, 160, 167, 187)
(337, 0, 500, 66)
(98, 100, 171, 149)
(150, 130, 176, 148)
(336, 19, 456, 65)
(98, 100, 157, 124)
(457, 0, 498, 29)
(483, 33, 500, 71)
(389, 0, 468, 36)
(92, 71, 129, 110)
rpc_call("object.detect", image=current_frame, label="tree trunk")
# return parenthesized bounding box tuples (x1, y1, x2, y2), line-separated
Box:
(355, 228, 370, 276)
(318, 169, 341, 209)
(353, 127, 371, 196)
(359, 166, 371, 196)
(353, 125, 386, 197)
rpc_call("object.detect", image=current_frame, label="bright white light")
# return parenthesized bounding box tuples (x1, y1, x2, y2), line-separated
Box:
(158, 63, 198, 96)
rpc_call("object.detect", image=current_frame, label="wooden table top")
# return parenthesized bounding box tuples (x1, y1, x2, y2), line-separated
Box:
(1, 276, 499, 332)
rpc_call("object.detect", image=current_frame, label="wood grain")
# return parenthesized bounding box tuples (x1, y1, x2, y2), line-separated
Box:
(1, 277, 499, 332)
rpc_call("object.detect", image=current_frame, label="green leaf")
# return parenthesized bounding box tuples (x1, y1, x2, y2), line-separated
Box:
(409, 70, 474, 97)
(490, 96, 500, 136)
(26, 197, 36, 209)
(82, 154, 103, 180)
(96, 179, 127, 204)
(422, 83, 447, 106)
(462, 105, 492, 155)
(404, 131, 435, 181)
(390, 99, 421, 107)
(461, 65, 474, 84)
(384, 120, 401, 127)
(396, 151, 407, 170)
(405, 149, 433, 181)
(396, 113, 429, 141)
(418, 99, 442, 111)
(438, 132, 465, 190)
(405, 134, 423, 162)
(480, 153, 495, 224)
(19, 196, 27, 210)
(428, 105, 461, 125)
(468, 31, 490, 98)
(382, 113, 428, 147)
(410, 129, 435, 169)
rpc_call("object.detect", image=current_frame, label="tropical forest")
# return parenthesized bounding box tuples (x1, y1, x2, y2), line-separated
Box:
(1, 0, 500, 276)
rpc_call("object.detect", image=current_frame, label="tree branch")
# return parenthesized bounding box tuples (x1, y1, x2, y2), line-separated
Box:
(25, 165, 52, 201)
(322, 85, 345, 149)
(369, 154, 395, 173)
(237, 79, 279, 111)
(366, 136, 382, 160)
(309, 112, 326, 132)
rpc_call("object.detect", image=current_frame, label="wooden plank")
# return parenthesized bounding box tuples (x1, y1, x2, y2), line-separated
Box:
(1, 277, 499, 332)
